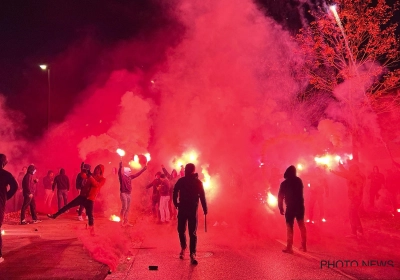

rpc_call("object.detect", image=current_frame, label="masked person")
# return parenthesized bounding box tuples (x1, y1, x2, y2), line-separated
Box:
(173, 163, 207, 265)
(278, 165, 307, 253)
(118, 161, 147, 226)
(52, 168, 70, 210)
(48, 165, 105, 233)
(0, 154, 18, 264)
(21, 164, 41, 225)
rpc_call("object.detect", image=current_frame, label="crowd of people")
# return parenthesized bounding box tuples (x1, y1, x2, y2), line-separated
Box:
(2, 149, 400, 263)
(0, 153, 208, 265)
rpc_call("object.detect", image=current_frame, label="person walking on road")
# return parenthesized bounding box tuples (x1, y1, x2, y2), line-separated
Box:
(21, 165, 41, 225)
(278, 165, 307, 254)
(0, 154, 18, 264)
(173, 163, 207, 265)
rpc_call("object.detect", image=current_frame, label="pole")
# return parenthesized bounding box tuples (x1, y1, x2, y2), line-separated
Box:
(47, 68, 51, 131)
(205, 214, 207, 233)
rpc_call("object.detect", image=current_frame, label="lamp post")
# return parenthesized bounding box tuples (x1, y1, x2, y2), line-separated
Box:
(39, 64, 50, 131)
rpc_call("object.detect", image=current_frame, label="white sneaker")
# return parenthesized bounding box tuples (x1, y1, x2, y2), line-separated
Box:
(0, 257, 4, 264)
(213, 221, 219, 227)
(78, 216, 83, 221)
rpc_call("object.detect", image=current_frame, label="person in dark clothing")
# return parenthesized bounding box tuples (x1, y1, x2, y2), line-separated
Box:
(368, 166, 385, 207)
(146, 172, 162, 221)
(48, 164, 106, 234)
(0, 154, 18, 263)
(173, 163, 207, 265)
(331, 162, 365, 237)
(76, 163, 91, 220)
(43, 170, 55, 209)
(278, 165, 307, 253)
(52, 168, 70, 210)
(118, 161, 147, 226)
(21, 164, 41, 224)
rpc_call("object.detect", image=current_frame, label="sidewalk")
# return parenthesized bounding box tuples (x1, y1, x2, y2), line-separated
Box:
(0, 211, 110, 280)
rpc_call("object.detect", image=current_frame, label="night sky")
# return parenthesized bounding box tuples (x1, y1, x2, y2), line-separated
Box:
(0, 0, 398, 137)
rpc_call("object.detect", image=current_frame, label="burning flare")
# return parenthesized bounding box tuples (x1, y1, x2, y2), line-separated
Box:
(110, 215, 121, 222)
(129, 155, 141, 169)
(116, 148, 126, 157)
(267, 192, 278, 208)
(145, 153, 151, 163)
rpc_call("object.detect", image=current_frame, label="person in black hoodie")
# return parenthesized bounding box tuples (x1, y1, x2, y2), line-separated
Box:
(0, 154, 18, 263)
(21, 164, 40, 224)
(278, 165, 307, 253)
(173, 163, 207, 265)
(118, 161, 147, 226)
(52, 168, 70, 210)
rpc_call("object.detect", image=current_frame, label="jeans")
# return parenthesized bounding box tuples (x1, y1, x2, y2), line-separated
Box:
(21, 196, 38, 222)
(159, 196, 170, 222)
(177, 210, 198, 255)
(120, 192, 131, 223)
(57, 189, 68, 210)
(44, 189, 54, 208)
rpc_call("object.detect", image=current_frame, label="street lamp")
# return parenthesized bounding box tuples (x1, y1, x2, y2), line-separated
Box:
(39, 64, 51, 131)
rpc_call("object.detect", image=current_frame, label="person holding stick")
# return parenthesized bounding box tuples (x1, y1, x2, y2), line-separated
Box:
(173, 163, 207, 265)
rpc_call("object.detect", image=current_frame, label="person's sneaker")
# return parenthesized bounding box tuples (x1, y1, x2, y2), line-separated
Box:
(213, 221, 219, 227)
(179, 249, 186, 259)
(47, 214, 56, 219)
(78, 216, 83, 221)
(32, 220, 42, 224)
(125, 223, 134, 227)
(299, 244, 307, 252)
(282, 247, 294, 254)
(190, 253, 198, 265)
(20, 220, 28, 225)
(0, 257, 4, 264)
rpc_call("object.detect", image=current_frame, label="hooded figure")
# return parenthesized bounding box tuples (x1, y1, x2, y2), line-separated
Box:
(48, 164, 105, 229)
(52, 168, 70, 210)
(0, 154, 18, 262)
(21, 164, 40, 224)
(173, 163, 207, 265)
(278, 165, 307, 253)
(118, 162, 147, 226)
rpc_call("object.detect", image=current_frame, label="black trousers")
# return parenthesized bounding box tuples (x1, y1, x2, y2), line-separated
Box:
(54, 196, 94, 226)
(21, 196, 38, 222)
(177, 210, 198, 255)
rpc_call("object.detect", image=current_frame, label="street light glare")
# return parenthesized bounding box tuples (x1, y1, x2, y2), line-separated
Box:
(329, 5, 337, 13)
(39, 64, 48, 70)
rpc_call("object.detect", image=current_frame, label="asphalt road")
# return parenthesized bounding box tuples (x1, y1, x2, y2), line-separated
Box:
(106, 214, 400, 280)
